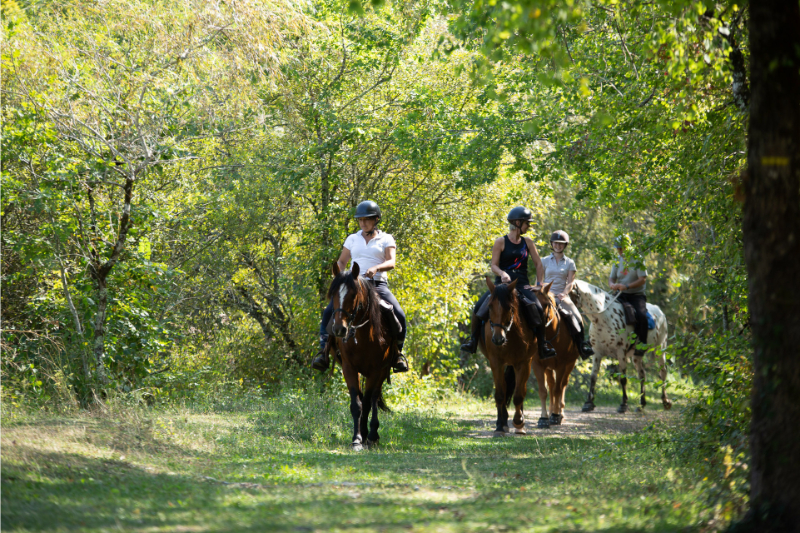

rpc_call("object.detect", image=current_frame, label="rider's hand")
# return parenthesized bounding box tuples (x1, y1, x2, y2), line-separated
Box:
(500, 272, 511, 283)
(556, 293, 566, 300)
(365, 267, 377, 278)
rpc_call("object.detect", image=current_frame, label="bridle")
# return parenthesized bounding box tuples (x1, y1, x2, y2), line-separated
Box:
(541, 295, 561, 344)
(489, 312, 514, 333)
(332, 279, 371, 343)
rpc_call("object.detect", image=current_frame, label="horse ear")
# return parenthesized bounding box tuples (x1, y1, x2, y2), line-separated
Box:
(507, 278, 518, 291)
(351, 261, 360, 278)
(486, 277, 495, 294)
(331, 261, 340, 277)
(542, 281, 553, 294)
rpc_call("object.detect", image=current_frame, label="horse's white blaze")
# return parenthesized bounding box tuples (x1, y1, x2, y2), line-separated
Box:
(339, 284, 348, 312)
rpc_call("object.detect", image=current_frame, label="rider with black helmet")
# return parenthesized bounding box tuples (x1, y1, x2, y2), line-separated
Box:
(311, 201, 409, 373)
(460, 207, 557, 359)
(542, 230, 595, 359)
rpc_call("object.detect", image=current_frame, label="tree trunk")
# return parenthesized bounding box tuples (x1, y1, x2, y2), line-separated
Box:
(740, 1, 800, 529)
(92, 274, 109, 386)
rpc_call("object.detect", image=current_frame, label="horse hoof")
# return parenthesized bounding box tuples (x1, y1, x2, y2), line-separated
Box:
(366, 439, 379, 449)
(636, 406, 645, 413)
(581, 402, 596, 412)
(513, 420, 525, 430)
(549, 413, 563, 426)
(617, 404, 629, 414)
(663, 399, 673, 410)
(516, 426, 527, 435)
(352, 443, 363, 451)
(493, 430, 506, 437)
(537, 417, 550, 429)
(503, 425, 510, 433)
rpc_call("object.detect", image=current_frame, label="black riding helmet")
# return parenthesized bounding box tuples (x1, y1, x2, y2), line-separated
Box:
(507, 206, 533, 222)
(550, 230, 570, 247)
(354, 200, 381, 220)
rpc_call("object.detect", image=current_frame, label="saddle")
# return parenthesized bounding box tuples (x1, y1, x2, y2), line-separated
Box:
(620, 302, 656, 330)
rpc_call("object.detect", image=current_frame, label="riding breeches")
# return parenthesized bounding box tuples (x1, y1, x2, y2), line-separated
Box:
(617, 292, 648, 348)
(556, 296, 584, 335)
(319, 280, 406, 345)
(474, 286, 545, 326)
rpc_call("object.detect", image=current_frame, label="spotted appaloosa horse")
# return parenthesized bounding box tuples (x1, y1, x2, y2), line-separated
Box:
(569, 279, 672, 413)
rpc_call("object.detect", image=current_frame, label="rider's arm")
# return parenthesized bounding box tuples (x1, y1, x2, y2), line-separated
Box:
(337, 247, 351, 273)
(364, 246, 396, 278)
(490, 238, 510, 282)
(563, 270, 576, 297)
(525, 237, 545, 285)
(625, 275, 647, 291)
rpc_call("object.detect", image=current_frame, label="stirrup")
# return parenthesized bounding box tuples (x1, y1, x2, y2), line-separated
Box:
(460, 337, 478, 354)
(392, 353, 409, 373)
(580, 341, 595, 359)
(311, 350, 329, 372)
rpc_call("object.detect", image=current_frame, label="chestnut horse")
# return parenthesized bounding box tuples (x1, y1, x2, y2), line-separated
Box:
(327, 262, 394, 450)
(479, 278, 536, 435)
(530, 283, 581, 429)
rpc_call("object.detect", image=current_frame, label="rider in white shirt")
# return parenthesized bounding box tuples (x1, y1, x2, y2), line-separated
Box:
(542, 230, 594, 359)
(311, 201, 408, 373)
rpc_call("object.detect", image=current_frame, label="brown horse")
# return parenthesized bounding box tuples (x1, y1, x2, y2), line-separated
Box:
(328, 261, 394, 450)
(479, 278, 536, 435)
(530, 282, 581, 428)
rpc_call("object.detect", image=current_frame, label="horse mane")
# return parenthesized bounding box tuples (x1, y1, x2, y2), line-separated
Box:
(492, 283, 518, 311)
(327, 270, 384, 343)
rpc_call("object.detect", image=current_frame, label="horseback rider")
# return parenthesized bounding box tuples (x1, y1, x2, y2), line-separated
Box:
(609, 234, 648, 356)
(542, 230, 595, 360)
(311, 201, 409, 373)
(460, 207, 557, 359)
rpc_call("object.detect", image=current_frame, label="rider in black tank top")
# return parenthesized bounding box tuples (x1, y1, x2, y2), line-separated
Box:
(497, 235, 530, 285)
(460, 207, 557, 359)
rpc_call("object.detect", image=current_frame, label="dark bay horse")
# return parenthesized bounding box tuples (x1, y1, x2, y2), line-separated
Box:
(479, 278, 536, 435)
(530, 282, 581, 428)
(328, 262, 394, 450)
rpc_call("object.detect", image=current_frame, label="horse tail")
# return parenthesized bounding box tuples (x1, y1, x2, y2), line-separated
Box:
(377, 390, 391, 413)
(504, 365, 516, 407)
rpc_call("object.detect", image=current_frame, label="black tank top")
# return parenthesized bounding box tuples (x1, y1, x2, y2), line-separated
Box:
(496, 235, 530, 284)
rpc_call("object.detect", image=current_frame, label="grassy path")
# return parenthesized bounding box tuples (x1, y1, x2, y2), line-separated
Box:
(2, 392, 711, 532)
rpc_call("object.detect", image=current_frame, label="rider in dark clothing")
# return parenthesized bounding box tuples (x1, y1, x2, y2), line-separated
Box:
(609, 234, 649, 356)
(460, 207, 557, 360)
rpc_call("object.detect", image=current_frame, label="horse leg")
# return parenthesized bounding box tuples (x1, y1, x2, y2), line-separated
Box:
(489, 358, 509, 433)
(550, 360, 576, 425)
(545, 368, 557, 416)
(365, 374, 386, 446)
(342, 363, 364, 449)
(531, 361, 550, 429)
(617, 352, 629, 413)
(361, 387, 373, 443)
(634, 355, 647, 411)
(659, 342, 672, 410)
(582, 353, 601, 412)
(512, 361, 531, 434)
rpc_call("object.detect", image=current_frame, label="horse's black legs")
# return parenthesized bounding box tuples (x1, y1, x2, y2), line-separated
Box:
(582, 354, 601, 412)
(360, 389, 372, 442)
(618, 360, 629, 413)
(348, 386, 364, 447)
(367, 393, 380, 444)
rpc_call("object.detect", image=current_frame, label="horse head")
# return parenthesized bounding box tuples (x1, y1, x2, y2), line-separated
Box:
(328, 261, 364, 338)
(570, 279, 611, 315)
(536, 282, 558, 325)
(486, 277, 518, 346)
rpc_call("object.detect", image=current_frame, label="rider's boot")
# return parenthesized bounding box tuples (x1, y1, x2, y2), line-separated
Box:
(393, 342, 409, 373)
(311, 334, 330, 372)
(459, 313, 482, 354)
(573, 332, 595, 360)
(522, 302, 556, 359)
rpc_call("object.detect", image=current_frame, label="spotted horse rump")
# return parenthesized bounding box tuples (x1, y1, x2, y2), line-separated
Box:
(569, 280, 672, 413)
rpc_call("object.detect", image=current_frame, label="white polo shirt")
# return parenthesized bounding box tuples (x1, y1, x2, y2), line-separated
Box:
(343, 230, 396, 281)
(542, 253, 576, 296)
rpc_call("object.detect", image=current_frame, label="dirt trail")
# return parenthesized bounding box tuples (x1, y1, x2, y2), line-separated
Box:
(463, 405, 677, 439)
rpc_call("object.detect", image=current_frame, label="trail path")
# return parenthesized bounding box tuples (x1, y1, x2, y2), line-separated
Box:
(463, 405, 678, 438)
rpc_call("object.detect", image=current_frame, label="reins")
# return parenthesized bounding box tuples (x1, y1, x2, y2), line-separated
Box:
(542, 296, 561, 344)
(591, 290, 621, 315)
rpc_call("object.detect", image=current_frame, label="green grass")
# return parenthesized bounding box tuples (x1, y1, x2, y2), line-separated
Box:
(2, 376, 714, 532)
